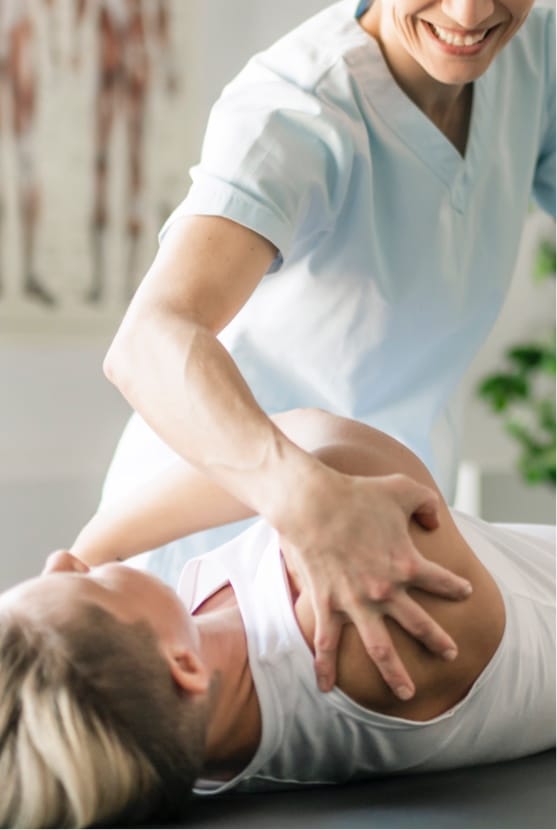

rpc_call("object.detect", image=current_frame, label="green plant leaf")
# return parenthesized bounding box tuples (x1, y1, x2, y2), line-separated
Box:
(534, 240, 556, 282)
(519, 448, 556, 486)
(475, 233, 556, 488)
(506, 420, 539, 451)
(541, 348, 556, 376)
(537, 399, 556, 433)
(477, 374, 529, 411)
(507, 345, 545, 371)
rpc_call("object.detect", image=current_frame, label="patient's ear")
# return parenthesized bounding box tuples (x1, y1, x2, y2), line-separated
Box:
(165, 648, 209, 695)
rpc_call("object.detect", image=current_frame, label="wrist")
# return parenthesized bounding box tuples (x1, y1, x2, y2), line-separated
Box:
(256, 434, 338, 537)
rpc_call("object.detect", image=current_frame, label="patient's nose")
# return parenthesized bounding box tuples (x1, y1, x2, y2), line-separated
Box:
(42, 549, 90, 575)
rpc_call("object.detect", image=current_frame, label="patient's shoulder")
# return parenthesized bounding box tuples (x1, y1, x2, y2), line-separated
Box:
(276, 408, 505, 720)
(290, 519, 505, 722)
(274, 408, 438, 492)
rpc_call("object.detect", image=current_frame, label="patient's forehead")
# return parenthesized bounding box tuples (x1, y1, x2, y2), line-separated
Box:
(0, 564, 196, 650)
(0, 573, 107, 622)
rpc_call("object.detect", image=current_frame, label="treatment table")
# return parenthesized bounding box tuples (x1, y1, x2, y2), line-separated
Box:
(151, 749, 555, 829)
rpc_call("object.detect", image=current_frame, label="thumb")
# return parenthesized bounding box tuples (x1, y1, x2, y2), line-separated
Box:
(413, 496, 441, 530)
(388, 475, 440, 529)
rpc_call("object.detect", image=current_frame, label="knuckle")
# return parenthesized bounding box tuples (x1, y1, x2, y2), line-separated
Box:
(331, 572, 364, 609)
(389, 473, 409, 492)
(341, 582, 363, 608)
(368, 644, 392, 663)
(314, 631, 337, 652)
(412, 620, 433, 640)
(369, 581, 394, 602)
(396, 556, 418, 582)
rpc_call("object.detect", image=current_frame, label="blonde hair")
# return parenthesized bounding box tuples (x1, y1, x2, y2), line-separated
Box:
(0, 603, 208, 828)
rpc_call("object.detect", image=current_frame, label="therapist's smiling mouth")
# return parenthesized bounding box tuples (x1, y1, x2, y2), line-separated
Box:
(421, 20, 501, 55)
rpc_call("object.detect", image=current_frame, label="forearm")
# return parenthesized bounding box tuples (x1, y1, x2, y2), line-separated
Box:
(72, 408, 367, 566)
(72, 459, 256, 566)
(104, 308, 325, 537)
(72, 409, 370, 566)
(103, 215, 336, 546)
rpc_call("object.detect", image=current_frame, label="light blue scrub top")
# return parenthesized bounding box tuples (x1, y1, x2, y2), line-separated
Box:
(111, 1, 555, 585)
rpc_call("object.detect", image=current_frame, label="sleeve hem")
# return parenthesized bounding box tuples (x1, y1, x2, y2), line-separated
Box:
(159, 182, 294, 274)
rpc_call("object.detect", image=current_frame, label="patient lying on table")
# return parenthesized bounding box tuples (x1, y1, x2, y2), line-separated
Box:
(0, 409, 554, 828)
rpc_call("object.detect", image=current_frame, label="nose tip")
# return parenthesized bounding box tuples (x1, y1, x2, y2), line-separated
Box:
(441, 0, 495, 28)
(42, 549, 90, 575)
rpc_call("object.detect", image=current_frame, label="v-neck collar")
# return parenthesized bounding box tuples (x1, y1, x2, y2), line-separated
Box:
(347, 0, 493, 196)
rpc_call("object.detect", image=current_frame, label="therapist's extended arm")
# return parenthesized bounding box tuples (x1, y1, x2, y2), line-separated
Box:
(71, 457, 254, 564)
(70, 411, 434, 566)
(102, 214, 471, 699)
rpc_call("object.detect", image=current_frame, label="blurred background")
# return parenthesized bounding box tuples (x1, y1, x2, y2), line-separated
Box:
(0, 0, 554, 591)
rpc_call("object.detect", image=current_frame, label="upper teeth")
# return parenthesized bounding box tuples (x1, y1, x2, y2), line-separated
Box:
(431, 24, 487, 46)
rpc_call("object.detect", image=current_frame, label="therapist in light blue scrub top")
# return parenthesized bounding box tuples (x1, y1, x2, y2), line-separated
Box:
(100, 0, 555, 701)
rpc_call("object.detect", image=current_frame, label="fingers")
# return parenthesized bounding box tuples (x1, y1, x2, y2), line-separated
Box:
(349, 607, 416, 700)
(412, 555, 473, 600)
(312, 586, 417, 700)
(42, 550, 89, 576)
(313, 606, 343, 693)
(388, 594, 458, 660)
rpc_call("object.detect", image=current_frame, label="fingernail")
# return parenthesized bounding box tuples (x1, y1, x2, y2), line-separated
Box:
(396, 686, 413, 701)
(443, 648, 458, 662)
(463, 582, 473, 596)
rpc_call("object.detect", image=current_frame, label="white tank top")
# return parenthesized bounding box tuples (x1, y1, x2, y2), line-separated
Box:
(177, 512, 555, 794)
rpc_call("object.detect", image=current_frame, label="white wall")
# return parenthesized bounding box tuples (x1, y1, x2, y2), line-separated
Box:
(0, 339, 131, 588)
(0, 0, 332, 590)
(1, 0, 554, 590)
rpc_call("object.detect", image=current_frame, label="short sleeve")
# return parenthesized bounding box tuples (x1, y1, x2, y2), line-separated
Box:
(532, 11, 556, 218)
(159, 65, 354, 272)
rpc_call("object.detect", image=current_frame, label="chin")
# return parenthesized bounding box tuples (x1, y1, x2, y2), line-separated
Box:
(423, 58, 493, 86)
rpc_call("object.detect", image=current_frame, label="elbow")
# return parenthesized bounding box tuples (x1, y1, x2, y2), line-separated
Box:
(102, 341, 116, 385)
(103, 295, 161, 394)
(103, 329, 134, 397)
(103, 303, 204, 405)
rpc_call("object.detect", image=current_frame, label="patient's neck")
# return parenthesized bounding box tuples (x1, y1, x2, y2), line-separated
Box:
(195, 588, 261, 776)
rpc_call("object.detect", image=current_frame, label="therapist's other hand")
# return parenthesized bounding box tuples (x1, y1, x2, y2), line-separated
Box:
(42, 549, 90, 575)
(280, 471, 472, 699)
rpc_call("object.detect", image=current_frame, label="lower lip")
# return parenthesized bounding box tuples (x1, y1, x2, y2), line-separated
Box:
(422, 20, 498, 56)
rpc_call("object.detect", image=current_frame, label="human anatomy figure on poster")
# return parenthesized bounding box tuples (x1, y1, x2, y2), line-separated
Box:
(72, 0, 177, 305)
(0, 0, 57, 307)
